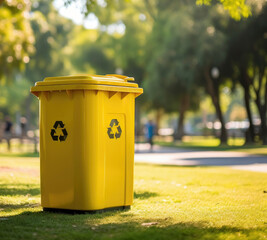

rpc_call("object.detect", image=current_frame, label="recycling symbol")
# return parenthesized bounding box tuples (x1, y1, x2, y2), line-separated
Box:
(50, 121, 68, 142)
(107, 119, 122, 139)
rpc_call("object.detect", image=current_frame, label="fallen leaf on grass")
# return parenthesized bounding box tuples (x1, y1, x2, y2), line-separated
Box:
(141, 222, 158, 226)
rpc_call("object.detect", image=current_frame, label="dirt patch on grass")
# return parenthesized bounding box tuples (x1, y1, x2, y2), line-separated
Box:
(0, 166, 39, 177)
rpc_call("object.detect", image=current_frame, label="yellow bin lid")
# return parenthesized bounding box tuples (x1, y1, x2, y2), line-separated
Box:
(31, 74, 143, 97)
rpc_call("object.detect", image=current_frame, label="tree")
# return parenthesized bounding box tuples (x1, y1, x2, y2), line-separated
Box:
(247, 7, 267, 144)
(24, 0, 75, 82)
(0, 0, 34, 84)
(144, 1, 231, 143)
(69, 28, 116, 75)
(223, 3, 267, 144)
(144, 2, 201, 139)
(21, 0, 76, 128)
(192, 5, 230, 144)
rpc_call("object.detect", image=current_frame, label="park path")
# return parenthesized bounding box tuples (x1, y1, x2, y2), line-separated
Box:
(134, 143, 267, 173)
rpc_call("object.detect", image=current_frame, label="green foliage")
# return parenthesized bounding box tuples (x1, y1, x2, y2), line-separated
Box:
(0, 78, 31, 115)
(0, 0, 78, 123)
(64, 0, 251, 20)
(24, 0, 75, 82)
(144, 1, 227, 112)
(196, 0, 251, 20)
(1, 0, 266, 136)
(69, 29, 116, 74)
(0, 0, 35, 83)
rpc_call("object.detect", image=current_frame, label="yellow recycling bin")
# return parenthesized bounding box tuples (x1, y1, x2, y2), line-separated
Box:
(31, 74, 143, 212)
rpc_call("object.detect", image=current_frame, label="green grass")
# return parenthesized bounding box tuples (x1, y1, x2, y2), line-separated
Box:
(0, 157, 266, 240)
(0, 141, 38, 158)
(156, 136, 267, 156)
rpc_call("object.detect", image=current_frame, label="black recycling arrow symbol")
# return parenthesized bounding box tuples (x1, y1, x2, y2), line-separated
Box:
(107, 127, 114, 139)
(50, 129, 58, 141)
(110, 119, 119, 127)
(54, 121, 64, 129)
(115, 125, 122, 139)
(107, 119, 122, 139)
(50, 121, 68, 142)
(59, 128, 68, 141)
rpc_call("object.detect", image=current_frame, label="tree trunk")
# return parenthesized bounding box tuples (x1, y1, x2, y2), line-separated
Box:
(135, 103, 141, 140)
(262, 80, 267, 145)
(244, 87, 255, 144)
(174, 94, 190, 141)
(155, 108, 163, 136)
(249, 67, 267, 145)
(215, 101, 228, 144)
(239, 66, 255, 144)
(262, 110, 267, 145)
(242, 69, 254, 143)
(204, 68, 227, 144)
(253, 86, 266, 144)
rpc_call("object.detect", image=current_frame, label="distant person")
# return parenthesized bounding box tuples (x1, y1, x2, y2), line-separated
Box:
(4, 116, 13, 151)
(0, 119, 4, 143)
(19, 116, 27, 145)
(145, 120, 155, 151)
(20, 117, 27, 138)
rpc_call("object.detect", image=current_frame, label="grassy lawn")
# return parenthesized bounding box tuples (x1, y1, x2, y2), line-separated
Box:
(0, 156, 266, 240)
(0, 140, 38, 158)
(156, 136, 267, 156)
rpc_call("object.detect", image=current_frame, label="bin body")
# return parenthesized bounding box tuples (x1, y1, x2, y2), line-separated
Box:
(31, 75, 143, 211)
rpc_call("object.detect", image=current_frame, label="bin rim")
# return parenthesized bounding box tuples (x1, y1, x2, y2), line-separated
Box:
(34, 74, 139, 88)
(30, 74, 143, 98)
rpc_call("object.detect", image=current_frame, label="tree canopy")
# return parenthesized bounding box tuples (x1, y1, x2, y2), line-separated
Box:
(0, 0, 34, 84)
(1, 0, 267, 145)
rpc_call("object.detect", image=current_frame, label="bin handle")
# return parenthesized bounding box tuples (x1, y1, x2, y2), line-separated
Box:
(105, 74, 135, 82)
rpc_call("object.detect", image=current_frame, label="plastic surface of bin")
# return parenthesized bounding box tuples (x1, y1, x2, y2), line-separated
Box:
(31, 74, 143, 212)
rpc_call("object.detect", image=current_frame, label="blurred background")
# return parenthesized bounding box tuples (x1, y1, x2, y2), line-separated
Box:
(0, 0, 267, 153)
